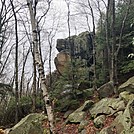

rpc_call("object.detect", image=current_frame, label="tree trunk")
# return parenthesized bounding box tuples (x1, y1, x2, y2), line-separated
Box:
(10, 0, 19, 123)
(20, 47, 30, 98)
(114, 0, 131, 88)
(27, 1, 55, 133)
(110, 0, 116, 84)
(88, 0, 97, 90)
(105, 0, 111, 81)
(65, 0, 76, 97)
(32, 55, 37, 112)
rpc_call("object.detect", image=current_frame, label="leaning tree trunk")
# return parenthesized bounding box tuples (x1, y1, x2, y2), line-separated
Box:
(27, 1, 55, 133)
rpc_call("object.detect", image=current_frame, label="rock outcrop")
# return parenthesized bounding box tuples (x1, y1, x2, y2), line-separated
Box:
(89, 98, 125, 118)
(118, 76, 134, 93)
(99, 99, 134, 134)
(63, 76, 134, 133)
(8, 113, 47, 134)
(56, 31, 93, 66)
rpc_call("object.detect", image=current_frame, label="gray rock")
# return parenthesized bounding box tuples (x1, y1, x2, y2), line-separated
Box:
(83, 88, 94, 97)
(8, 113, 47, 134)
(119, 91, 134, 102)
(76, 88, 94, 99)
(94, 115, 106, 128)
(80, 129, 87, 134)
(67, 111, 86, 123)
(66, 100, 93, 123)
(110, 99, 134, 134)
(99, 126, 115, 134)
(118, 76, 134, 93)
(97, 81, 114, 99)
(78, 120, 89, 132)
(76, 100, 94, 112)
(56, 31, 92, 57)
(90, 98, 125, 118)
(63, 110, 74, 119)
(120, 127, 134, 134)
(77, 82, 92, 90)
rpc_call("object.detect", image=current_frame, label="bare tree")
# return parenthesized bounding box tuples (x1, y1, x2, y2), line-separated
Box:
(47, 23, 59, 89)
(10, 0, 19, 123)
(0, 0, 13, 77)
(87, 0, 97, 90)
(19, 46, 30, 98)
(27, 0, 55, 133)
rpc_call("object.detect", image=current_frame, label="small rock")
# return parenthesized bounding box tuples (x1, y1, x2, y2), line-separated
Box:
(76, 100, 94, 112)
(99, 126, 115, 134)
(63, 110, 74, 119)
(80, 129, 87, 134)
(94, 115, 106, 128)
(78, 120, 89, 132)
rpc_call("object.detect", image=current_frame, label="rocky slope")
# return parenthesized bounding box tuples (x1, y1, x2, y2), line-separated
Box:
(1, 76, 133, 134)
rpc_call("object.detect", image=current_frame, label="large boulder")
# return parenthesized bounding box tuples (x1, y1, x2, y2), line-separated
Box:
(119, 91, 134, 102)
(8, 113, 47, 134)
(67, 111, 86, 123)
(97, 81, 115, 99)
(118, 76, 134, 93)
(66, 100, 94, 123)
(107, 99, 134, 134)
(89, 98, 125, 118)
(56, 31, 93, 67)
(54, 51, 70, 75)
(120, 127, 134, 134)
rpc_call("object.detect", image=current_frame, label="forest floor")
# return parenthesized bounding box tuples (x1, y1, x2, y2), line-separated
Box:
(42, 112, 116, 134)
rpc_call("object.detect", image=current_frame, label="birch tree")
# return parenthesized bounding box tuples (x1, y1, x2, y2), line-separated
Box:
(26, 0, 55, 133)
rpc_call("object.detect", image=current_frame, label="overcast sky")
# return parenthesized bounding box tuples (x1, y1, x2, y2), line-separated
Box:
(0, 0, 106, 83)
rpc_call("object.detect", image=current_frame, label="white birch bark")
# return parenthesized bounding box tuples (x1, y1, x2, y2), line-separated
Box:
(27, 0, 55, 133)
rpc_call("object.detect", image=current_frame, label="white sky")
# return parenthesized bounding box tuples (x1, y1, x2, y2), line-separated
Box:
(0, 0, 106, 83)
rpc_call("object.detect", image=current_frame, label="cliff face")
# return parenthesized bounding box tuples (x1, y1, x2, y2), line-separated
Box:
(56, 31, 93, 67)
(54, 31, 94, 76)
